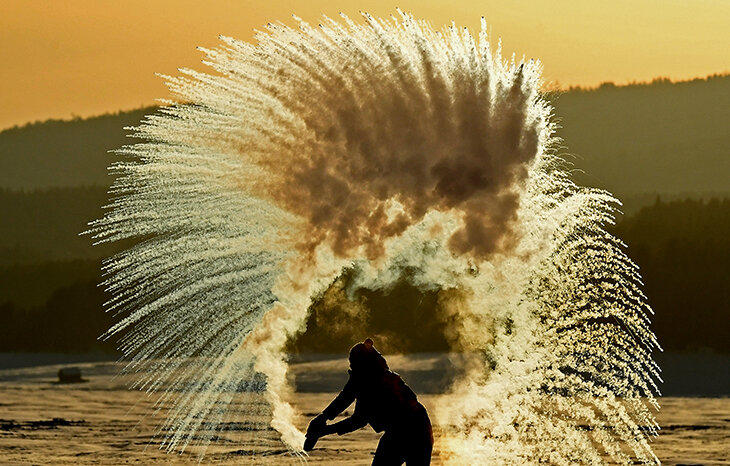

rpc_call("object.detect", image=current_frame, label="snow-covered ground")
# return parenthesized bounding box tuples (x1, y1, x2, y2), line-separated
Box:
(0, 355, 727, 464)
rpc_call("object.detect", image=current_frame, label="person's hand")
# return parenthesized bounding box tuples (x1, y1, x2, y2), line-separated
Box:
(303, 414, 329, 451)
(309, 413, 328, 430)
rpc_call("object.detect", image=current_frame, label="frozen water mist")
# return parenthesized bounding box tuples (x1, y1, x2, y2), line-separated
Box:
(88, 11, 661, 464)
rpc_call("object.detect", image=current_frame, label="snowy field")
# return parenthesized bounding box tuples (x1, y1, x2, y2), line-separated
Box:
(0, 355, 728, 465)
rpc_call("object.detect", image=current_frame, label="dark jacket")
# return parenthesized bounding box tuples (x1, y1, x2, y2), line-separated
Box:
(321, 368, 424, 434)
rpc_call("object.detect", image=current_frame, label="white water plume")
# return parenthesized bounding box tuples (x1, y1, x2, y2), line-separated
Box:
(88, 11, 661, 464)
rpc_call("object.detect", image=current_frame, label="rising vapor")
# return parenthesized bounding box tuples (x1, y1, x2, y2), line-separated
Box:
(88, 11, 661, 464)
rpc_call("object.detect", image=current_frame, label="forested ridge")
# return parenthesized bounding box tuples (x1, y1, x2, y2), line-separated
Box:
(0, 76, 727, 353)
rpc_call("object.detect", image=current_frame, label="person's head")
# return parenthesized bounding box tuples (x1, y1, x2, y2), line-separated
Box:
(349, 338, 388, 373)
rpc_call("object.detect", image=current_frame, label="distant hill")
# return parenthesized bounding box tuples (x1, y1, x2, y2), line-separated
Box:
(551, 74, 730, 202)
(0, 75, 727, 266)
(0, 108, 154, 190)
(0, 75, 728, 198)
(613, 198, 730, 353)
(0, 187, 116, 264)
(0, 75, 728, 354)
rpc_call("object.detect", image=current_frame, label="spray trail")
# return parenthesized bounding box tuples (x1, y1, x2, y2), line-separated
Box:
(88, 11, 661, 464)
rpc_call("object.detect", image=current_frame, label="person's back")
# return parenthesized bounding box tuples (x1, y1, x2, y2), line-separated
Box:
(347, 368, 422, 432)
(304, 338, 433, 465)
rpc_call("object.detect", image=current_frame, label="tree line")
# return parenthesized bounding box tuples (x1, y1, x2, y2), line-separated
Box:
(1, 197, 726, 354)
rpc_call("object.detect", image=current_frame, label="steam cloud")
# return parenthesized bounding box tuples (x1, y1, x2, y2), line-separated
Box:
(257, 33, 541, 260)
(89, 11, 661, 464)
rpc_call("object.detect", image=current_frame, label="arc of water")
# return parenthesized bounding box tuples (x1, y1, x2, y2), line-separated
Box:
(88, 11, 660, 464)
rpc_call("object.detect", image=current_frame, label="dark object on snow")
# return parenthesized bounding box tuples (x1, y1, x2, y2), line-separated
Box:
(305, 338, 433, 465)
(57, 367, 84, 383)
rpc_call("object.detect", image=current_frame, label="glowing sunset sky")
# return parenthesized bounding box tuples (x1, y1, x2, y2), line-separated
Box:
(2, 0, 728, 129)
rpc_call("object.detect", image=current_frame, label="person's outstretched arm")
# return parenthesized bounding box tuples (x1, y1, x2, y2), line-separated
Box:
(305, 410, 366, 452)
(310, 400, 367, 439)
(304, 374, 358, 450)
(328, 404, 367, 435)
(306, 374, 355, 437)
(320, 373, 356, 421)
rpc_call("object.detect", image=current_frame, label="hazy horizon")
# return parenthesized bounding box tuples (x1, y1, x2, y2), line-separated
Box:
(3, 72, 727, 133)
(3, 0, 729, 130)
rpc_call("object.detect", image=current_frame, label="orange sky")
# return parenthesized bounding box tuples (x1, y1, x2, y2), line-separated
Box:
(2, 0, 728, 130)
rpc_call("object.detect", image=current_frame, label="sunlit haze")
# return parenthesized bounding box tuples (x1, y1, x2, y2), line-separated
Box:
(2, 0, 728, 129)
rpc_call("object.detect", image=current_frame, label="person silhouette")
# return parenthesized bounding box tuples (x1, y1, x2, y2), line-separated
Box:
(304, 338, 433, 465)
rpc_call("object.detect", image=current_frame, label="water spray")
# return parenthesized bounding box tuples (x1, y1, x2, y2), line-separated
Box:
(88, 11, 661, 464)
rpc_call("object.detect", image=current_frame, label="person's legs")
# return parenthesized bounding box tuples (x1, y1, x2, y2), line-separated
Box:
(373, 407, 433, 466)
(403, 436, 432, 466)
(372, 430, 407, 466)
(404, 407, 433, 465)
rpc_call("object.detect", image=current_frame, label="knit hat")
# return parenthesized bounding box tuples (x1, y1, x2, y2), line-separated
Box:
(349, 338, 389, 372)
